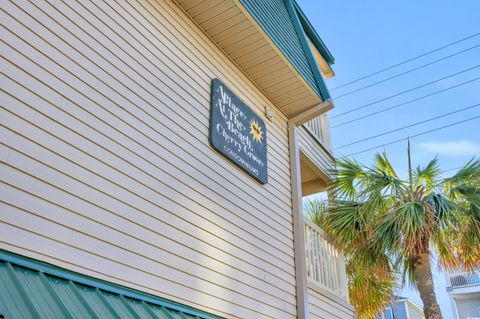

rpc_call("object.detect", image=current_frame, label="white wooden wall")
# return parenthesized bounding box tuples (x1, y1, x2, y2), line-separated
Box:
(299, 125, 334, 179)
(308, 287, 355, 319)
(0, 0, 297, 318)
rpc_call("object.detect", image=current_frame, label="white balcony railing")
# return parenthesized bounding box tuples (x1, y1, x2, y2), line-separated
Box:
(448, 271, 480, 288)
(304, 219, 348, 299)
(305, 114, 332, 151)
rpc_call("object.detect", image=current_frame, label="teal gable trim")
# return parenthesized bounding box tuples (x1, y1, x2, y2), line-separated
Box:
(239, 0, 333, 101)
(0, 249, 224, 319)
(293, 1, 335, 65)
(239, 0, 321, 97)
(283, 0, 331, 100)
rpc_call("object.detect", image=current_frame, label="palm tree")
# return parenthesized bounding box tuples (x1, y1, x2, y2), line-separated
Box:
(307, 147, 480, 319)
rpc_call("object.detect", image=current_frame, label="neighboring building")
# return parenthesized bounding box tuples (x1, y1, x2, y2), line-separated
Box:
(377, 297, 425, 319)
(0, 1, 352, 319)
(447, 271, 480, 319)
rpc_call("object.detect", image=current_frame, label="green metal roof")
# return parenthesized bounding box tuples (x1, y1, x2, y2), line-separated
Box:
(239, 0, 333, 100)
(0, 250, 223, 319)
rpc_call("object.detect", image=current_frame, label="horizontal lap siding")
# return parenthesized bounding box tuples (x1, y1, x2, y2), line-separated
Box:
(0, 0, 296, 318)
(308, 288, 354, 319)
(298, 125, 333, 178)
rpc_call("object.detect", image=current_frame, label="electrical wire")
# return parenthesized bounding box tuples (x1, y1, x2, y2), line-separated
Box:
(333, 44, 480, 100)
(442, 166, 462, 173)
(335, 103, 480, 149)
(331, 32, 480, 91)
(344, 115, 480, 156)
(331, 64, 480, 119)
(333, 76, 480, 128)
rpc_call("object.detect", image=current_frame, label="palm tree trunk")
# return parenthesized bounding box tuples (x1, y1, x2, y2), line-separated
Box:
(413, 253, 443, 319)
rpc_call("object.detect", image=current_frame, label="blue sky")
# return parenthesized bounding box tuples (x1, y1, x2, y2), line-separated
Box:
(298, 0, 480, 317)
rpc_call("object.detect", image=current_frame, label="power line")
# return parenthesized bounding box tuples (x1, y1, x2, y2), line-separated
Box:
(344, 115, 480, 156)
(331, 32, 480, 91)
(333, 44, 480, 100)
(331, 64, 480, 119)
(333, 76, 480, 128)
(442, 166, 462, 173)
(335, 102, 480, 149)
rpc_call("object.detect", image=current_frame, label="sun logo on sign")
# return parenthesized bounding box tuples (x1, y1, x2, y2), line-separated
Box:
(249, 119, 263, 143)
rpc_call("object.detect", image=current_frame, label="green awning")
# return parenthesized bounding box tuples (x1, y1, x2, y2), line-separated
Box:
(0, 250, 223, 319)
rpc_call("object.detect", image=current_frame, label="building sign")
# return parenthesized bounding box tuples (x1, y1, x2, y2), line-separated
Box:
(209, 79, 268, 184)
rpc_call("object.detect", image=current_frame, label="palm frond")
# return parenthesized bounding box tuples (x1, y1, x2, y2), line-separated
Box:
(447, 158, 480, 184)
(373, 210, 402, 253)
(391, 252, 416, 287)
(427, 193, 461, 227)
(433, 200, 480, 271)
(304, 199, 328, 226)
(414, 157, 441, 189)
(457, 207, 480, 270)
(377, 200, 432, 255)
(374, 152, 398, 179)
(330, 157, 367, 200)
(323, 201, 368, 250)
(433, 227, 461, 271)
(346, 252, 397, 318)
(444, 158, 480, 196)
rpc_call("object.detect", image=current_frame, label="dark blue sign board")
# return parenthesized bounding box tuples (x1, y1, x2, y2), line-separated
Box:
(209, 79, 268, 184)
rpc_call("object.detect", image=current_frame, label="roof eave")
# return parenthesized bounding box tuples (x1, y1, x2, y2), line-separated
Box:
(175, 0, 323, 117)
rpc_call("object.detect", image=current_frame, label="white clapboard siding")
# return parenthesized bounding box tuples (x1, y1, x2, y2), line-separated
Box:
(309, 287, 355, 319)
(0, 74, 293, 265)
(298, 125, 334, 179)
(0, 0, 292, 244)
(0, 0, 301, 318)
(1, 0, 293, 205)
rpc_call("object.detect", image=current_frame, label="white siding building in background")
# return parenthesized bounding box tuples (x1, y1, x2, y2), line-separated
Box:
(377, 297, 425, 319)
(447, 271, 480, 319)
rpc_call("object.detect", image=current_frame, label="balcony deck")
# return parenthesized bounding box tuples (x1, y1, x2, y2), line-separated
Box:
(304, 219, 353, 319)
(448, 271, 480, 290)
(304, 219, 348, 300)
(305, 114, 333, 153)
